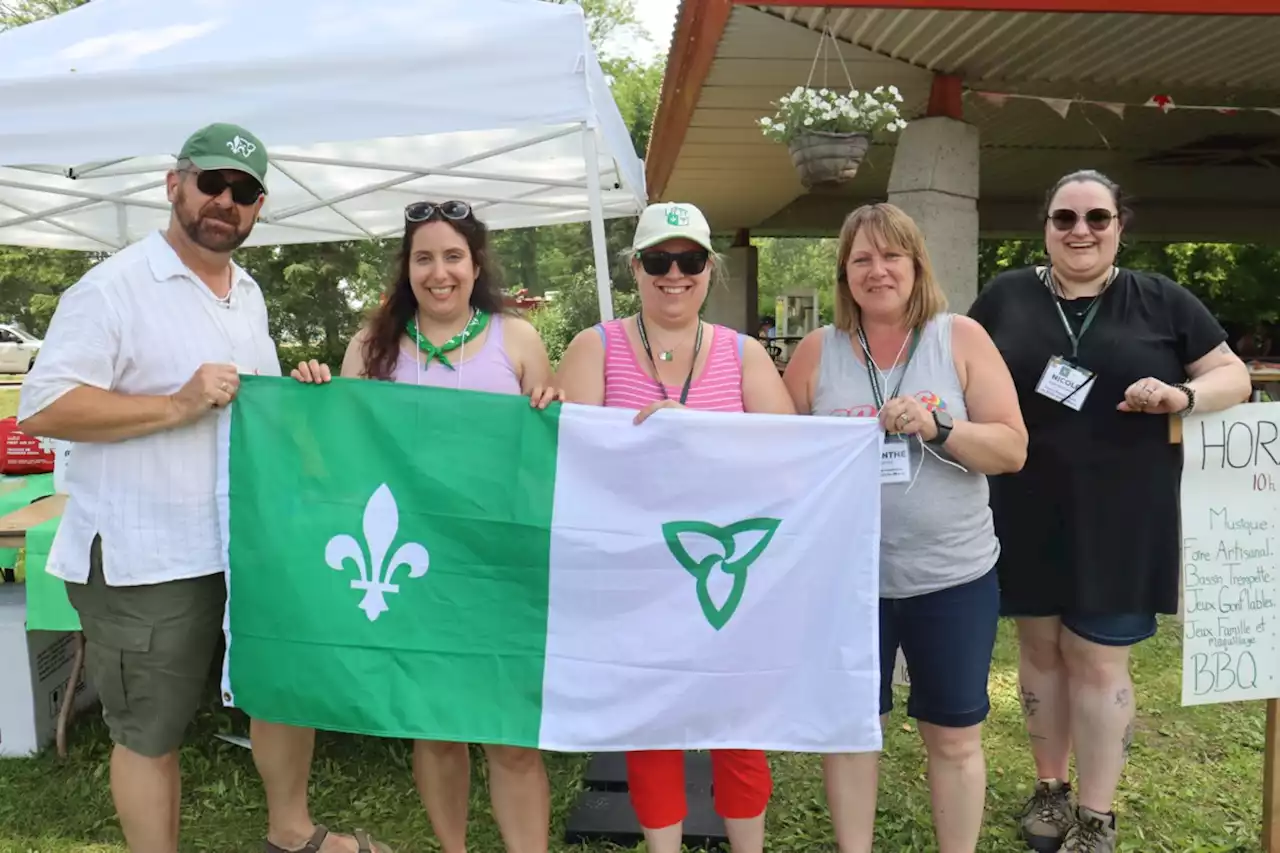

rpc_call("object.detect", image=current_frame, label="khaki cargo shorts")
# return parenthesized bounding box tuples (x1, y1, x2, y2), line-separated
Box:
(65, 536, 226, 758)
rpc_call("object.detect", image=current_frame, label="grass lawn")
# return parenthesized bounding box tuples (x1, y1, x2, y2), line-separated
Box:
(0, 617, 1265, 852)
(0, 388, 19, 419)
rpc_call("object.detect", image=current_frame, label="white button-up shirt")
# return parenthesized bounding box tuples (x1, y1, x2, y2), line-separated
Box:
(18, 230, 281, 586)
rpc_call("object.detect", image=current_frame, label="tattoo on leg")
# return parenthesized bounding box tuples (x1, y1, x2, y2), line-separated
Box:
(1021, 689, 1040, 718)
(1115, 688, 1131, 708)
(1122, 720, 1135, 755)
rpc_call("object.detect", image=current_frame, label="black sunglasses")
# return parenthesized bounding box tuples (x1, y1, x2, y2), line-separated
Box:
(1048, 208, 1115, 232)
(405, 200, 472, 223)
(191, 170, 264, 206)
(636, 249, 710, 277)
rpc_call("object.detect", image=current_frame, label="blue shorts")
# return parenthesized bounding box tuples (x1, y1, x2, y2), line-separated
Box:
(880, 568, 999, 728)
(1061, 612, 1157, 647)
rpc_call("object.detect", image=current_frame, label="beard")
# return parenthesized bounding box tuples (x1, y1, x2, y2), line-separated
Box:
(175, 186, 253, 253)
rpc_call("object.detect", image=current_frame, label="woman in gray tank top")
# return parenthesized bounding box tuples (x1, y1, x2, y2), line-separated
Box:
(783, 203, 1027, 853)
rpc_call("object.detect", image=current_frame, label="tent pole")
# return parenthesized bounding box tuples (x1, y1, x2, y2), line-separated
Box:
(581, 125, 614, 323)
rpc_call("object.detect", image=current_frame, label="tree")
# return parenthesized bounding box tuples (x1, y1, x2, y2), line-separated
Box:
(0, 0, 85, 29)
(545, 0, 640, 49)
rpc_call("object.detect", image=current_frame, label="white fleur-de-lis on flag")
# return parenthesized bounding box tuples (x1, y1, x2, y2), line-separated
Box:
(324, 484, 430, 621)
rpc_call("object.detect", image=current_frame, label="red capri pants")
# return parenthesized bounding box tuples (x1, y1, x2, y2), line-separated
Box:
(625, 748, 772, 829)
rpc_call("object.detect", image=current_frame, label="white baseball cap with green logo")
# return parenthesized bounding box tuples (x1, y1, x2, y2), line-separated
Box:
(631, 202, 713, 253)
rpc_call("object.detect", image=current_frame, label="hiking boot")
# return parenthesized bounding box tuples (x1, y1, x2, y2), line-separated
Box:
(1061, 805, 1117, 852)
(1018, 779, 1075, 852)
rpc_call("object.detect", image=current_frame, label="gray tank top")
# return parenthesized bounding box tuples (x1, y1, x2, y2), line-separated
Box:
(811, 315, 999, 598)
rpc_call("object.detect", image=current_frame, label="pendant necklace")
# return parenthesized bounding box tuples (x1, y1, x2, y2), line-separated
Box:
(637, 312, 680, 362)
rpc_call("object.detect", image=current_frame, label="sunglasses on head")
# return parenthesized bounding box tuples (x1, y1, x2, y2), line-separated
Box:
(191, 170, 264, 206)
(636, 249, 710, 277)
(1048, 208, 1115, 232)
(405, 200, 472, 223)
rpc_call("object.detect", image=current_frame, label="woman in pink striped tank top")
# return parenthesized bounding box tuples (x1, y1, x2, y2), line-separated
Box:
(555, 202, 793, 853)
(290, 200, 558, 853)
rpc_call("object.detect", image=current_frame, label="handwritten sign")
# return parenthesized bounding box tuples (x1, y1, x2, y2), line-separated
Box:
(1181, 403, 1280, 706)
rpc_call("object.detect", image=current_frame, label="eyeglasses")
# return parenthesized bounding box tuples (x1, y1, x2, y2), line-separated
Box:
(191, 170, 264, 206)
(1048, 208, 1115, 232)
(636, 249, 710, 277)
(405, 201, 472, 222)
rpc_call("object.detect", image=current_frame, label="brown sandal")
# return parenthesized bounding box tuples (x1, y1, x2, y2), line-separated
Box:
(264, 824, 395, 853)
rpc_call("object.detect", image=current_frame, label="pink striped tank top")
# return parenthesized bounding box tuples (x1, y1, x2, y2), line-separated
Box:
(595, 318, 746, 412)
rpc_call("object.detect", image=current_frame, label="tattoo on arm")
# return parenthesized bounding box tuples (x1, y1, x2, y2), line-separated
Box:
(1115, 688, 1131, 708)
(1215, 342, 1232, 355)
(1021, 689, 1040, 717)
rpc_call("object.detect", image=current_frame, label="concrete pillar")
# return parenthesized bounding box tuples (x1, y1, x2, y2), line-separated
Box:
(705, 244, 758, 333)
(887, 116, 980, 313)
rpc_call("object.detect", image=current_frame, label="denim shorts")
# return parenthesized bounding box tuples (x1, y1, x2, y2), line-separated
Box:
(880, 568, 999, 728)
(1060, 611, 1157, 647)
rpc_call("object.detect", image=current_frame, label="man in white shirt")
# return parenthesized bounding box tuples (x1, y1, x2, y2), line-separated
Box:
(18, 124, 391, 853)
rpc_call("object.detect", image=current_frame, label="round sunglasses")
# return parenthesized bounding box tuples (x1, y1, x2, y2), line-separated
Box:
(1048, 208, 1115, 232)
(190, 170, 264, 206)
(405, 200, 472, 223)
(635, 249, 710, 277)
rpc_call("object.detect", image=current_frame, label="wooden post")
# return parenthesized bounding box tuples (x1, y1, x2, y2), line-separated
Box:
(1266, 701, 1280, 852)
(1172, 412, 1280, 851)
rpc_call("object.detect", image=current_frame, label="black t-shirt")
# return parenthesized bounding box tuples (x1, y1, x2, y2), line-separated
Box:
(968, 266, 1227, 614)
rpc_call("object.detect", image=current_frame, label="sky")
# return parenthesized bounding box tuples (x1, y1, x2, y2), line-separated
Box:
(623, 0, 680, 59)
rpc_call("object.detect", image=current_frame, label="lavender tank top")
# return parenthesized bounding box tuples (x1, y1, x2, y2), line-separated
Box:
(391, 313, 522, 394)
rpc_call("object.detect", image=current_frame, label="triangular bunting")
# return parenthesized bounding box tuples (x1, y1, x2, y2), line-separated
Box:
(1146, 94, 1175, 113)
(1099, 102, 1126, 119)
(975, 91, 1009, 108)
(1042, 97, 1072, 119)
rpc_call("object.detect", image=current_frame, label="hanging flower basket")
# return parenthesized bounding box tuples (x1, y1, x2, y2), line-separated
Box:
(759, 85, 906, 189)
(787, 130, 871, 189)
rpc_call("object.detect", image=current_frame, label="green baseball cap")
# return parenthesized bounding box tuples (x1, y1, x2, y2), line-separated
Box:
(178, 123, 269, 191)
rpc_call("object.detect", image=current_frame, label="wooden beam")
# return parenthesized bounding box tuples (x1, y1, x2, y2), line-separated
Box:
(646, 0, 735, 202)
(926, 73, 964, 120)
(749, 0, 1280, 15)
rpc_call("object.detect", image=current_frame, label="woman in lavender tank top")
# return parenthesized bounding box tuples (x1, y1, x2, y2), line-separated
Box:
(290, 200, 558, 853)
(554, 202, 793, 853)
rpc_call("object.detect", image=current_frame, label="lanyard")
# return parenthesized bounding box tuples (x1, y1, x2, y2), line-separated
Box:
(856, 326, 920, 411)
(636, 313, 703, 406)
(1042, 266, 1115, 360)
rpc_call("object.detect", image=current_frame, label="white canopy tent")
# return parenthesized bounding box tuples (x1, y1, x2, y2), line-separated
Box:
(0, 0, 648, 319)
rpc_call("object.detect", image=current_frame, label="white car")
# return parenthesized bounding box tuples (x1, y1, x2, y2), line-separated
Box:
(0, 324, 41, 374)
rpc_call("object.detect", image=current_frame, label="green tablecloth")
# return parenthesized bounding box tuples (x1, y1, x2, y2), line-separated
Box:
(0, 473, 55, 570)
(23, 514, 78, 632)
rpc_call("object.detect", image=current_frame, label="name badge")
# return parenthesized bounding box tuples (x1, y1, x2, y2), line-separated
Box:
(881, 435, 911, 484)
(1035, 355, 1096, 411)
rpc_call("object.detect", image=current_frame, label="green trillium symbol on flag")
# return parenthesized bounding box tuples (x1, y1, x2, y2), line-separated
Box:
(325, 484, 430, 622)
(662, 518, 781, 630)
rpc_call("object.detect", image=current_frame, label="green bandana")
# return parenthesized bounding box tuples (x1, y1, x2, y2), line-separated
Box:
(407, 310, 489, 370)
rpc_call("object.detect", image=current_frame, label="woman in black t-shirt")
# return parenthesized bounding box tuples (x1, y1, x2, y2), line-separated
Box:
(968, 170, 1251, 852)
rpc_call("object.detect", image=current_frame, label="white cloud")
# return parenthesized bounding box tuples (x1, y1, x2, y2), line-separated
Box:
(602, 0, 679, 61)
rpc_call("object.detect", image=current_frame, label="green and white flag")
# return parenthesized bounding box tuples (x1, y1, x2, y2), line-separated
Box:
(218, 375, 883, 753)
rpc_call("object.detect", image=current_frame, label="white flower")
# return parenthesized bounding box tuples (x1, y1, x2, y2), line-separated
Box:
(803, 117, 814, 126)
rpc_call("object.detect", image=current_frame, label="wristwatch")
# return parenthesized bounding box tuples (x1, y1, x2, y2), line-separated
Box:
(928, 409, 954, 446)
